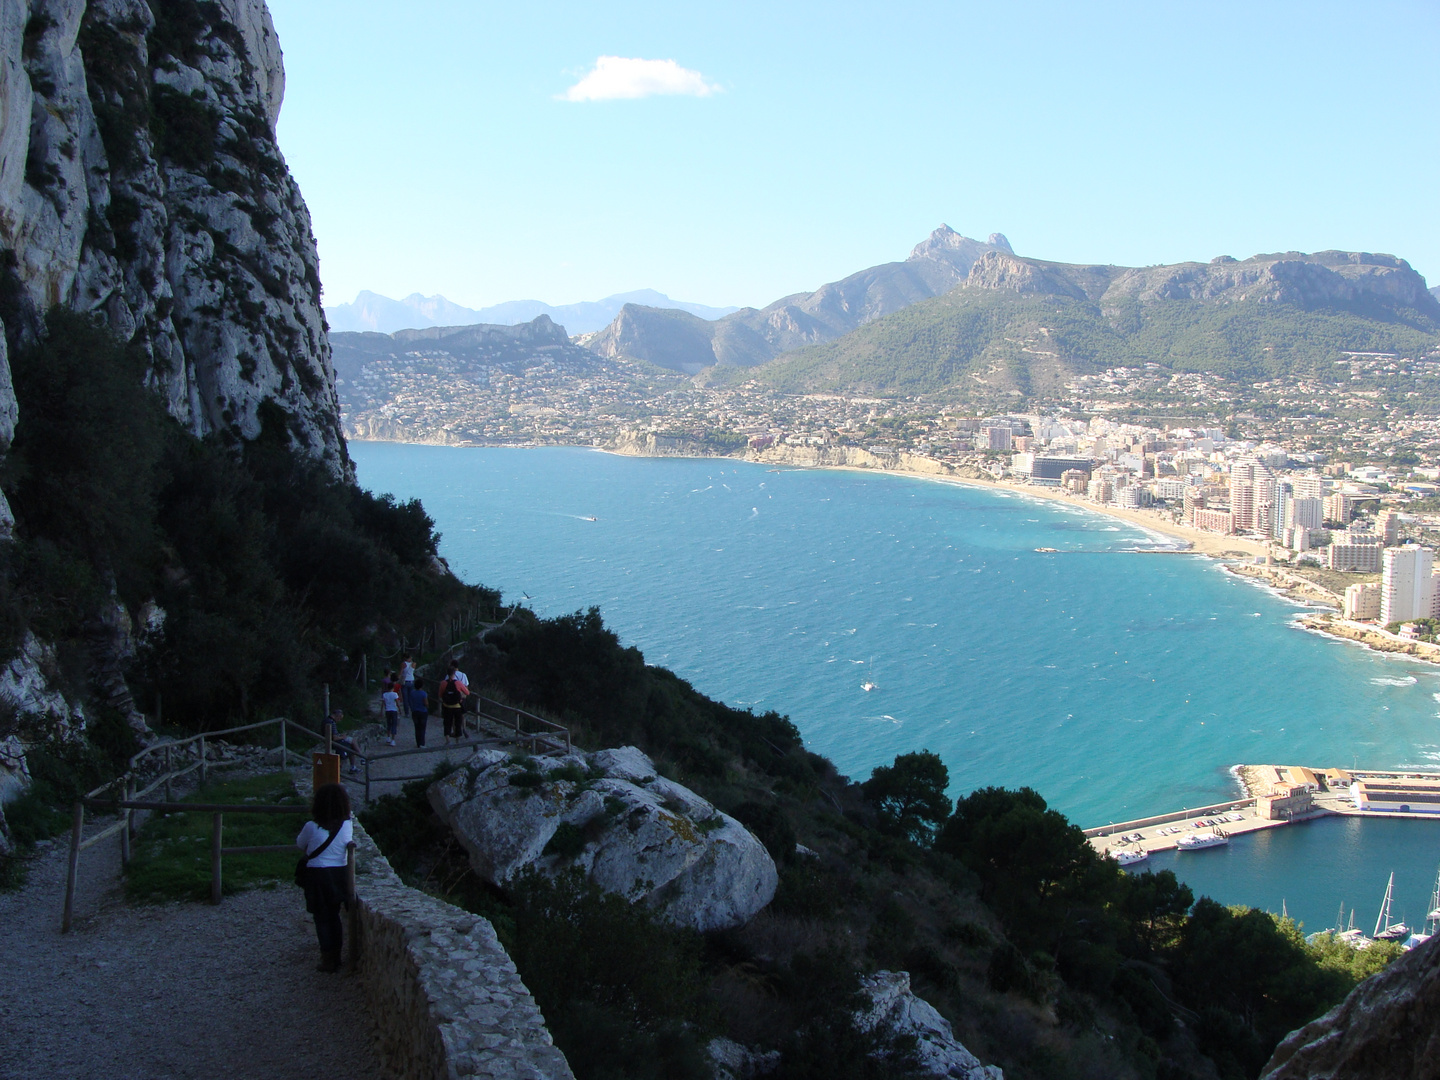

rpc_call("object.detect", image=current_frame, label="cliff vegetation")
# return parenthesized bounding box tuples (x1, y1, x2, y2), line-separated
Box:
(364, 605, 1399, 1080)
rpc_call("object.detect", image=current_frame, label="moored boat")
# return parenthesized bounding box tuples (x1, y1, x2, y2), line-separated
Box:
(1373, 871, 1411, 942)
(1176, 828, 1229, 850)
(1113, 849, 1149, 867)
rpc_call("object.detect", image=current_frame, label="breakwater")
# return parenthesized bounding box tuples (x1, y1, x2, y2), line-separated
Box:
(1087, 765, 1440, 859)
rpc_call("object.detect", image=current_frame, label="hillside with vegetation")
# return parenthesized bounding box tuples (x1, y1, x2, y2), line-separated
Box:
(738, 250, 1440, 403)
(362, 605, 1401, 1080)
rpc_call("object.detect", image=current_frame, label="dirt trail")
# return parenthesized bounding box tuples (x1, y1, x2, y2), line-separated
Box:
(0, 813, 385, 1080)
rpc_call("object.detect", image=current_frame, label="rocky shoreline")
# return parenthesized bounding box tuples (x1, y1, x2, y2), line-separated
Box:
(1295, 613, 1440, 666)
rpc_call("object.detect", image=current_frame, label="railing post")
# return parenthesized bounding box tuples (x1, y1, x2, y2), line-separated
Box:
(163, 745, 172, 801)
(119, 777, 132, 866)
(279, 718, 287, 770)
(210, 813, 223, 905)
(199, 734, 207, 787)
(61, 801, 84, 933)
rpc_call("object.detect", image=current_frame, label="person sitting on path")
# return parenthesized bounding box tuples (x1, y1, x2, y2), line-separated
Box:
(295, 782, 353, 973)
(320, 707, 360, 774)
(438, 666, 469, 746)
(380, 682, 400, 746)
(406, 677, 430, 747)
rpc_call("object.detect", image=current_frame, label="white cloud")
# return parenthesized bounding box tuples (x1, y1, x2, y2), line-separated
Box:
(560, 56, 720, 102)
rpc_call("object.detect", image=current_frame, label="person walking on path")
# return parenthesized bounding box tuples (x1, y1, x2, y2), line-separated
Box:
(380, 682, 400, 746)
(400, 656, 416, 716)
(406, 677, 430, 747)
(438, 665, 469, 746)
(295, 783, 353, 973)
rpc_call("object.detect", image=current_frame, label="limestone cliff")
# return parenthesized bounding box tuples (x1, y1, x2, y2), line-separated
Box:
(1260, 935, 1439, 1080)
(0, 0, 345, 479)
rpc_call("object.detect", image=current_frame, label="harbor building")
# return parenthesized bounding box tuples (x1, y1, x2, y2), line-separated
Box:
(1344, 581, 1382, 620)
(1257, 784, 1315, 820)
(1380, 545, 1436, 625)
(1348, 774, 1440, 814)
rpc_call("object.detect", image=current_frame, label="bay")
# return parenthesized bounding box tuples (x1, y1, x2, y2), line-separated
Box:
(352, 441, 1440, 934)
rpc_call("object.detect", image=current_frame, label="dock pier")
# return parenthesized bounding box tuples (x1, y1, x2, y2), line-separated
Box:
(1087, 763, 1440, 860)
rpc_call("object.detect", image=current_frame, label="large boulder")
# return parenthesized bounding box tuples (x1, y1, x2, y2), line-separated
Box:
(429, 746, 778, 932)
(858, 971, 1004, 1080)
(1260, 934, 1440, 1080)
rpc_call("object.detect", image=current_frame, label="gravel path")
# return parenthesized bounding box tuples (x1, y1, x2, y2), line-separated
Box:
(0, 814, 386, 1080)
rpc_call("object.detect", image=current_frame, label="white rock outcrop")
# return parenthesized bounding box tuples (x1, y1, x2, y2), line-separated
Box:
(429, 746, 779, 932)
(0, 0, 346, 476)
(858, 971, 1004, 1080)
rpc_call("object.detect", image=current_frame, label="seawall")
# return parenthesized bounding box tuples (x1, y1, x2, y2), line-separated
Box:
(349, 819, 575, 1079)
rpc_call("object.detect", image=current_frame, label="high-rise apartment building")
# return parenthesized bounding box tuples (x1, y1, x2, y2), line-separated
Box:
(1380, 546, 1436, 625)
(1230, 480, 1256, 532)
(1287, 497, 1324, 531)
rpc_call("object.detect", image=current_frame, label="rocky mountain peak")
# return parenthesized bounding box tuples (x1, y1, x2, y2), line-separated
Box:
(907, 224, 1011, 272)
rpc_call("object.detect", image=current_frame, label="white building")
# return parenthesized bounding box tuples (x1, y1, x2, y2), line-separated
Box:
(1328, 535, 1383, 573)
(1286, 497, 1324, 531)
(1380, 546, 1436, 625)
(1343, 582, 1381, 621)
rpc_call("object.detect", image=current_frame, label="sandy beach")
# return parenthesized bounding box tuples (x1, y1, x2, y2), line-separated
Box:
(608, 439, 1274, 560)
(983, 478, 1268, 558)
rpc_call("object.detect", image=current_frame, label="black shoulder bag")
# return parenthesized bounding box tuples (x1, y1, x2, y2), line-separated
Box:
(294, 825, 341, 887)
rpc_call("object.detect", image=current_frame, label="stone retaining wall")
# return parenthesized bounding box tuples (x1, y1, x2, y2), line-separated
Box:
(348, 820, 574, 1079)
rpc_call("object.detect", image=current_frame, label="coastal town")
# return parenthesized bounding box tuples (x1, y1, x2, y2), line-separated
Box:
(337, 340, 1440, 648)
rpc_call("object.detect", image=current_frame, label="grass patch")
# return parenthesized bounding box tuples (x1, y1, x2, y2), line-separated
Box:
(124, 772, 307, 903)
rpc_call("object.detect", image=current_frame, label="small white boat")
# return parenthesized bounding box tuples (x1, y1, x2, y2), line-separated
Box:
(1113, 849, 1149, 867)
(1177, 828, 1229, 850)
(861, 681, 877, 692)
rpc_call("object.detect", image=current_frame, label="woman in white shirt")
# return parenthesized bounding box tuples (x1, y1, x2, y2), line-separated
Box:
(295, 782, 354, 972)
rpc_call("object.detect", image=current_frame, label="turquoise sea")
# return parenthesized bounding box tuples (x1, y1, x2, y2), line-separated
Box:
(352, 442, 1440, 935)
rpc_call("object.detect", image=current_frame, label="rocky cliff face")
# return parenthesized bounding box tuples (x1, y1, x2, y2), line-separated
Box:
(0, 0, 345, 478)
(1260, 934, 1439, 1080)
(583, 224, 1012, 373)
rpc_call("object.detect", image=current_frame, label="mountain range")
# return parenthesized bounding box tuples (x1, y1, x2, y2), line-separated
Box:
(744, 248, 1440, 397)
(579, 226, 1013, 374)
(324, 289, 739, 335)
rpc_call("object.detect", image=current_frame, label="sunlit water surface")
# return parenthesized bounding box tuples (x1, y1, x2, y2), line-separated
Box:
(353, 442, 1440, 933)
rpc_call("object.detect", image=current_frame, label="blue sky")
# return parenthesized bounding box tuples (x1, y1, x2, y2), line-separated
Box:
(267, 1, 1439, 311)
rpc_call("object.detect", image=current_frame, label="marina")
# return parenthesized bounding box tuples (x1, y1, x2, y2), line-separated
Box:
(1086, 764, 1440, 859)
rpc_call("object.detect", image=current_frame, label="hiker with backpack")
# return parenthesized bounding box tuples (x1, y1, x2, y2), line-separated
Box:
(439, 663, 469, 745)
